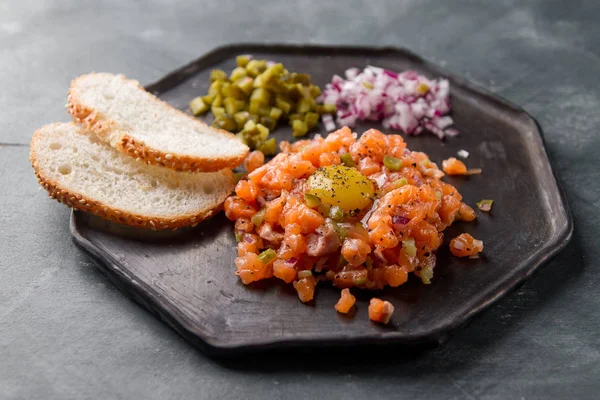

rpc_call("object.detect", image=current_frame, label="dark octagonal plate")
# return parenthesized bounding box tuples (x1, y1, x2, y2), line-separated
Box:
(71, 44, 573, 355)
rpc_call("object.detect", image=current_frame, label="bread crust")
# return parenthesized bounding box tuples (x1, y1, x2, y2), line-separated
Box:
(30, 123, 233, 231)
(67, 73, 248, 173)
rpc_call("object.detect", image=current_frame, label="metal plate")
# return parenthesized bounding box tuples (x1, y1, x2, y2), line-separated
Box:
(71, 44, 573, 355)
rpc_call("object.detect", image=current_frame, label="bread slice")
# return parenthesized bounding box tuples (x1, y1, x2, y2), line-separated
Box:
(30, 122, 235, 230)
(67, 73, 249, 172)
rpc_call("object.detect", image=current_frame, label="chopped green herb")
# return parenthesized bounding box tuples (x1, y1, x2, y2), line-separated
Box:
(297, 270, 313, 279)
(304, 193, 321, 208)
(383, 155, 403, 171)
(402, 237, 417, 258)
(393, 177, 408, 187)
(476, 199, 494, 212)
(257, 248, 277, 265)
(340, 153, 356, 167)
(420, 264, 434, 284)
(329, 206, 344, 222)
(251, 208, 265, 227)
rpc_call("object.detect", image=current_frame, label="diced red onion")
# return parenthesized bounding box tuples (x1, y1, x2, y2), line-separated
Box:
(453, 241, 465, 250)
(373, 173, 387, 188)
(322, 114, 336, 132)
(392, 215, 410, 231)
(412, 174, 423, 186)
(244, 235, 255, 244)
(445, 128, 460, 137)
(373, 249, 387, 263)
(320, 66, 457, 140)
(457, 149, 469, 159)
(345, 68, 360, 80)
(392, 215, 410, 225)
(315, 257, 328, 272)
(433, 116, 454, 130)
(256, 196, 267, 207)
(383, 69, 398, 79)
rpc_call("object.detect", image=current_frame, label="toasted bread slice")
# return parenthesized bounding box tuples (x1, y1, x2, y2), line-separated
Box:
(30, 122, 234, 230)
(67, 73, 248, 172)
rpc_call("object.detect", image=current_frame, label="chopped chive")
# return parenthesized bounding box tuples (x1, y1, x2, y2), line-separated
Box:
(304, 193, 321, 208)
(420, 264, 434, 284)
(383, 155, 403, 171)
(353, 275, 367, 285)
(402, 237, 417, 258)
(329, 206, 344, 222)
(257, 248, 277, 265)
(251, 208, 266, 227)
(297, 270, 313, 279)
(393, 177, 408, 187)
(476, 199, 494, 212)
(332, 221, 347, 241)
(340, 153, 356, 167)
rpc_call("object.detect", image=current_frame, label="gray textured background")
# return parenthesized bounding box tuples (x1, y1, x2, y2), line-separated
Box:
(1, 0, 599, 399)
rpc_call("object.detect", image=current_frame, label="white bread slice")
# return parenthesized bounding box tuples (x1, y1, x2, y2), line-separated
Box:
(30, 122, 234, 230)
(67, 73, 249, 172)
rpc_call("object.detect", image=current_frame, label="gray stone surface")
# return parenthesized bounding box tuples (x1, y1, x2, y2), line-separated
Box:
(1, 0, 599, 399)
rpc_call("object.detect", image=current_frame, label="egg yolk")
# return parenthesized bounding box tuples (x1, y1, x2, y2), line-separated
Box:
(306, 165, 375, 212)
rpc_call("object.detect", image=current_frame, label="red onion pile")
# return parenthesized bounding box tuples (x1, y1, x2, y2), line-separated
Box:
(319, 66, 458, 139)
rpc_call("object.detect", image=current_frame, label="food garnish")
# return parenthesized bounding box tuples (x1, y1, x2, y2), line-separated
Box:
(225, 127, 480, 303)
(476, 199, 494, 212)
(335, 288, 356, 314)
(449, 233, 484, 257)
(442, 157, 482, 176)
(189, 56, 331, 155)
(319, 66, 456, 139)
(457, 149, 469, 159)
(442, 157, 467, 175)
(368, 298, 394, 324)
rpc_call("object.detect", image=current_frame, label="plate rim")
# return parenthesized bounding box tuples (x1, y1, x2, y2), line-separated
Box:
(71, 43, 574, 354)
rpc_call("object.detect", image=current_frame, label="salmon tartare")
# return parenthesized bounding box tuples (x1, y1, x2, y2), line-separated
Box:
(225, 127, 480, 304)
